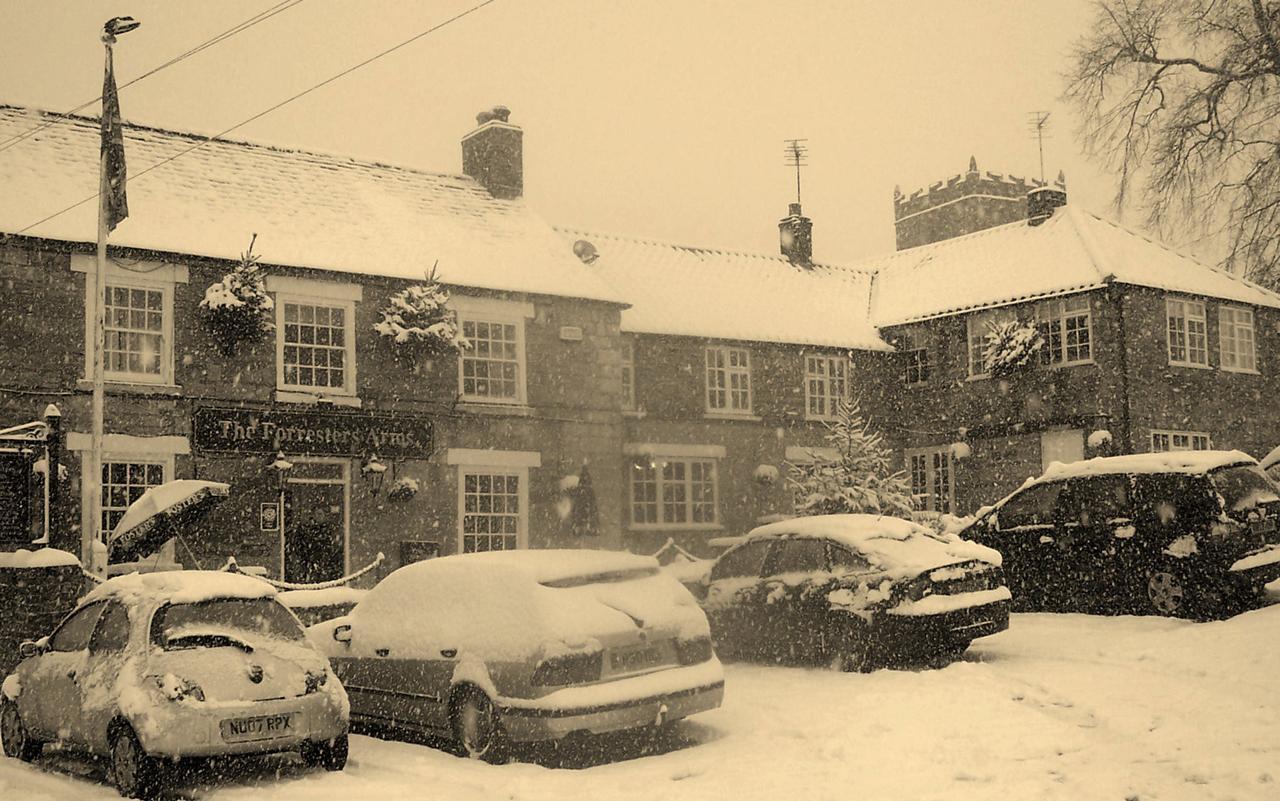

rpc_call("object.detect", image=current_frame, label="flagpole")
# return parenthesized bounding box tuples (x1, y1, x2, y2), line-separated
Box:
(87, 29, 114, 573)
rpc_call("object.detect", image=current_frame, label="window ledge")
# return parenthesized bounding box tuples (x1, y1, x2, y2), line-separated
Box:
(274, 390, 362, 408)
(456, 401, 535, 417)
(1220, 366, 1261, 375)
(76, 379, 182, 397)
(622, 409, 646, 419)
(703, 412, 762, 422)
(1167, 361, 1212, 371)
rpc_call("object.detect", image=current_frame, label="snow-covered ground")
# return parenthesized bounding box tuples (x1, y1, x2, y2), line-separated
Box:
(4, 606, 1279, 800)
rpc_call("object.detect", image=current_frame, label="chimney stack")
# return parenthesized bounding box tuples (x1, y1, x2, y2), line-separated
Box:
(1027, 179, 1067, 227)
(779, 202, 813, 266)
(462, 105, 522, 199)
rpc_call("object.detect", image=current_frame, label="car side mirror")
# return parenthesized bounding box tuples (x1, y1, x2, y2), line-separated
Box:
(19, 640, 43, 658)
(332, 624, 352, 645)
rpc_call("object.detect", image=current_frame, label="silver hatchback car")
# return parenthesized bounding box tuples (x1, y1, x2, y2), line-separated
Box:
(1, 571, 349, 798)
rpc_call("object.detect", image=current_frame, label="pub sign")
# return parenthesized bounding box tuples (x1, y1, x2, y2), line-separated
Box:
(193, 406, 433, 459)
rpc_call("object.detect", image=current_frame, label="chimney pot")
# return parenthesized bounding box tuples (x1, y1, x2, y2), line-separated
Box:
(462, 107, 522, 199)
(779, 203, 813, 267)
(1027, 186, 1067, 226)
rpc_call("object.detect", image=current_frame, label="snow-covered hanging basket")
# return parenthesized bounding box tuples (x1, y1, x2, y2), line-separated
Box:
(373, 265, 468, 361)
(386, 477, 419, 503)
(984, 320, 1044, 377)
(199, 236, 274, 356)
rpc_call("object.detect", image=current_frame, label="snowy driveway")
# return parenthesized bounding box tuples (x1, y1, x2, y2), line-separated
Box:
(4, 607, 1279, 801)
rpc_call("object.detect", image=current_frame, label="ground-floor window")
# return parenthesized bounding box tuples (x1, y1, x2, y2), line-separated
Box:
(906, 447, 953, 514)
(1150, 430, 1211, 452)
(460, 469, 522, 552)
(101, 461, 165, 534)
(630, 456, 719, 528)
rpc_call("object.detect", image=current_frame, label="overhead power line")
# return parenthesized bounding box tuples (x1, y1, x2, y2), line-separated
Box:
(0, 0, 307, 155)
(15, 0, 499, 237)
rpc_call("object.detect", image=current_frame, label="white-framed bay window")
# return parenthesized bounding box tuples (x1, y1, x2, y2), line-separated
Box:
(906, 446, 954, 514)
(1219, 305, 1257, 373)
(451, 296, 535, 406)
(1166, 296, 1208, 367)
(72, 254, 187, 387)
(446, 448, 540, 552)
(266, 275, 361, 404)
(626, 444, 724, 529)
(1150, 430, 1211, 452)
(804, 352, 849, 420)
(705, 345, 752, 414)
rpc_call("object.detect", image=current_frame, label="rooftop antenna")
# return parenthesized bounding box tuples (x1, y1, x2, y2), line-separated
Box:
(784, 138, 809, 205)
(1027, 111, 1051, 182)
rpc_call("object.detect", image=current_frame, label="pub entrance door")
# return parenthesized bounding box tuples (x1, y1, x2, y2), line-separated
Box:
(282, 460, 348, 583)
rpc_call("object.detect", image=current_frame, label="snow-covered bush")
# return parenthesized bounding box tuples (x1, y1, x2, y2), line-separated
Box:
(786, 398, 915, 518)
(1087, 429, 1113, 450)
(386, 477, 419, 503)
(949, 441, 972, 460)
(199, 238, 274, 355)
(753, 464, 780, 485)
(373, 267, 467, 358)
(984, 319, 1044, 377)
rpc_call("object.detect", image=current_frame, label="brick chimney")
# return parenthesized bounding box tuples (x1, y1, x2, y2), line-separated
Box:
(779, 203, 813, 266)
(462, 106, 522, 199)
(1027, 172, 1068, 226)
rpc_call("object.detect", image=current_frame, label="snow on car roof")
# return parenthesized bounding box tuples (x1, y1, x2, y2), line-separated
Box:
(745, 514, 1001, 569)
(416, 548, 660, 585)
(1034, 450, 1257, 484)
(1259, 445, 1280, 472)
(82, 570, 277, 606)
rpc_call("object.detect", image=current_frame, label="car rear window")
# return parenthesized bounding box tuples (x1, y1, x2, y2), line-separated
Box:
(151, 598, 304, 647)
(540, 566, 659, 588)
(1210, 465, 1280, 513)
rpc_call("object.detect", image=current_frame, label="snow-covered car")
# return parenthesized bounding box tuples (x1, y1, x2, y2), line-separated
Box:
(308, 549, 724, 762)
(1, 571, 349, 799)
(961, 450, 1280, 618)
(701, 514, 1009, 671)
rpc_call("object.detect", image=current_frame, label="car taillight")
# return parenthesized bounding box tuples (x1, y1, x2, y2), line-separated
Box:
(674, 636, 713, 665)
(531, 651, 603, 687)
(304, 670, 328, 694)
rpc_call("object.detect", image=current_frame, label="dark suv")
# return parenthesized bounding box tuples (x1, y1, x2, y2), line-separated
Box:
(960, 450, 1280, 619)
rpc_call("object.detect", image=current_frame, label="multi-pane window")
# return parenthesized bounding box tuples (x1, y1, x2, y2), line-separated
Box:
(104, 285, 164, 378)
(460, 318, 521, 401)
(1151, 430, 1211, 452)
(900, 332, 930, 385)
(966, 308, 1015, 377)
(281, 302, 349, 391)
(805, 354, 848, 419)
(1037, 296, 1092, 365)
(1166, 298, 1208, 366)
(1219, 306, 1257, 372)
(461, 471, 521, 552)
(630, 457, 718, 527)
(705, 347, 752, 413)
(101, 461, 165, 535)
(621, 339, 636, 411)
(908, 448, 953, 513)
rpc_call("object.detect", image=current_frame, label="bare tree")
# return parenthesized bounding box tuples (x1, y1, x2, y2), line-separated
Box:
(1067, 0, 1280, 286)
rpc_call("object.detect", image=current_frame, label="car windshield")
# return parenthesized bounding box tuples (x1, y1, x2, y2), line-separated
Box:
(1210, 465, 1280, 513)
(150, 598, 304, 648)
(540, 566, 659, 588)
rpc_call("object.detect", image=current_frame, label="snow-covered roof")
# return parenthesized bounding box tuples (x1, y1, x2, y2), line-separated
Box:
(745, 514, 1000, 570)
(869, 206, 1280, 325)
(557, 228, 890, 351)
(0, 106, 622, 305)
(1035, 450, 1258, 484)
(82, 569, 276, 606)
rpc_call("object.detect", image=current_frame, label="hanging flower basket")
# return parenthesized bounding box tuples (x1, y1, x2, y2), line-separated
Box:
(386, 477, 419, 503)
(373, 264, 468, 362)
(984, 320, 1044, 378)
(199, 236, 274, 356)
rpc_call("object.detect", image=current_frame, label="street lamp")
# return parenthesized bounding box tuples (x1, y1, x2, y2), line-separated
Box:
(362, 454, 387, 496)
(270, 452, 293, 581)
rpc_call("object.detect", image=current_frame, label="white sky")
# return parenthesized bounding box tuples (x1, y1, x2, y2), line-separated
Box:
(0, 0, 1115, 265)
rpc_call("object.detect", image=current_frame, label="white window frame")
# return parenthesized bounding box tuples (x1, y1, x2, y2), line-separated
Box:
(900, 331, 930, 385)
(266, 276, 361, 403)
(804, 352, 849, 420)
(906, 446, 954, 514)
(621, 337, 637, 411)
(624, 444, 724, 531)
(1150, 430, 1211, 452)
(446, 449, 539, 552)
(966, 307, 1016, 379)
(1166, 297, 1209, 368)
(73, 254, 186, 387)
(705, 345, 753, 415)
(1219, 305, 1258, 373)
(1036, 295, 1093, 367)
(451, 296, 535, 407)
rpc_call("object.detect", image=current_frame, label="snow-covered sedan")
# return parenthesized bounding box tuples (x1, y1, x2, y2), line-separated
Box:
(308, 550, 724, 762)
(1, 571, 349, 799)
(701, 515, 1010, 671)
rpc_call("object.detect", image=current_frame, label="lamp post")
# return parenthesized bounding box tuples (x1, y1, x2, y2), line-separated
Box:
(270, 451, 293, 578)
(362, 453, 387, 496)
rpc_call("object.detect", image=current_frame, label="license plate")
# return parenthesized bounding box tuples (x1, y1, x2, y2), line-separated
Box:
(220, 712, 298, 743)
(609, 644, 665, 674)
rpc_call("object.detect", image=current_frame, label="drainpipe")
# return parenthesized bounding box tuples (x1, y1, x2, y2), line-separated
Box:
(1110, 283, 1134, 454)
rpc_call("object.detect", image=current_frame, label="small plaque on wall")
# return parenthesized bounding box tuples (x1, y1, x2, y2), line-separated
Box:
(559, 325, 584, 341)
(259, 502, 280, 532)
(400, 540, 439, 564)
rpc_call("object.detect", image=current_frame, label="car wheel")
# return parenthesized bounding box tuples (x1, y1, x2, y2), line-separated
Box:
(110, 725, 163, 799)
(1145, 565, 1192, 618)
(825, 625, 876, 673)
(451, 687, 508, 763)
(300, 732, 349, 771)
(1, 700, 43, 762)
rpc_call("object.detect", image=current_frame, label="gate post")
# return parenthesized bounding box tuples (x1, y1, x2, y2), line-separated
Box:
(42, 404, 69, 556)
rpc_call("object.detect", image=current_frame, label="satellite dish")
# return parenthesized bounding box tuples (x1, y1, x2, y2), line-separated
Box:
(572, 239, 599, 264)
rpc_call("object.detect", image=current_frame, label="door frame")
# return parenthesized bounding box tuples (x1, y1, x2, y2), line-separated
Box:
(280, 457, 351, 581)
